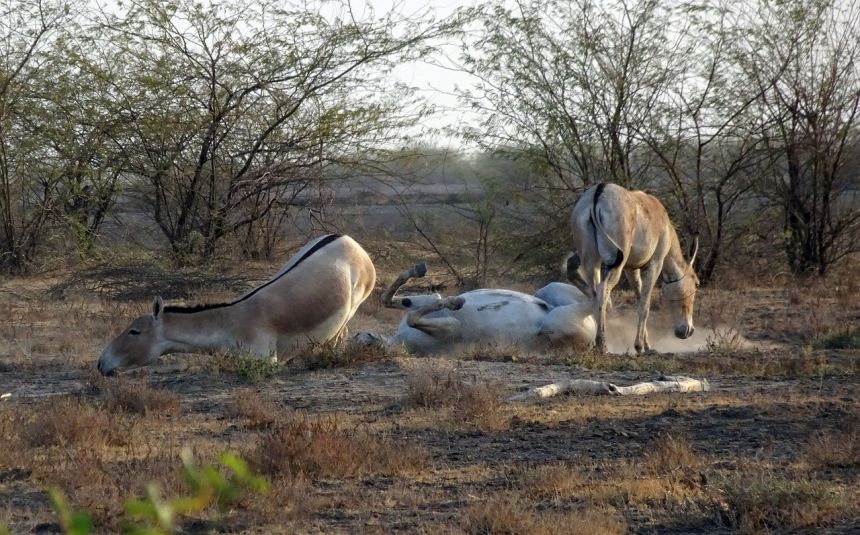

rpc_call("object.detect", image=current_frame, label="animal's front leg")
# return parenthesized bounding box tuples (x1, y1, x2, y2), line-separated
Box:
(634, 262, 661, 354)
(406, 296, 464, 338)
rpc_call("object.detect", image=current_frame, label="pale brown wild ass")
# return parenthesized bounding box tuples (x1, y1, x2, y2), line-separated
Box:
(97, 234, 376, 375)
(570, 183, 699, 353)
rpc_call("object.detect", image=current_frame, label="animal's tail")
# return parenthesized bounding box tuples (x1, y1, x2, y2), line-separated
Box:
(590, 183, 624, 270)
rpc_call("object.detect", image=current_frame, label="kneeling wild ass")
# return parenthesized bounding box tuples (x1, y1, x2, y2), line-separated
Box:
(97, 234, 376, 375)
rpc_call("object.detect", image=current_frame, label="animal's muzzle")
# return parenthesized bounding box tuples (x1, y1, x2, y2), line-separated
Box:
(97, 360, 116, 377)
(675, 325, 694, 339)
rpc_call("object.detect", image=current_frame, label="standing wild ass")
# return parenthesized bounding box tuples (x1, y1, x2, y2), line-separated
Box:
(570, 183, 699, 353)
(97, 234, 376, 375)
(354, 262, 596, 354)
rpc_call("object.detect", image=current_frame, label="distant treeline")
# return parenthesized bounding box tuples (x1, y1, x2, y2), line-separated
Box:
(1, 0, 858, 285)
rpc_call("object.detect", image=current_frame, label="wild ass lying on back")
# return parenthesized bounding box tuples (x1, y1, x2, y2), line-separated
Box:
(570, 183, 699, 354)
(97, 234, 376, 375)
(354, 262, 596, 354)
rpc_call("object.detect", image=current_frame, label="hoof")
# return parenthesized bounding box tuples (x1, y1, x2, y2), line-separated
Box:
(412, 262, 428, 278)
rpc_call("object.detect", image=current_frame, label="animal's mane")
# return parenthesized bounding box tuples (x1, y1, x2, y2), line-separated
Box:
(162, 234, 343, 315)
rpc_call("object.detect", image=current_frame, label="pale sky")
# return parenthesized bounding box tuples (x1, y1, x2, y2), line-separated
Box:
(361, 0, 484, 149)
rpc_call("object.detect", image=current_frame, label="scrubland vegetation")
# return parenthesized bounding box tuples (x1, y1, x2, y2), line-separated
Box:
(2, 0, 860, 533)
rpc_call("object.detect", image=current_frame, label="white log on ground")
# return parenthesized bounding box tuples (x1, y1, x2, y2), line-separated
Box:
(508, 375, 709, 402)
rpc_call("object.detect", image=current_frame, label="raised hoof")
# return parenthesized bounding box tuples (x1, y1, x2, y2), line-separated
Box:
(411, 262, 428, 278)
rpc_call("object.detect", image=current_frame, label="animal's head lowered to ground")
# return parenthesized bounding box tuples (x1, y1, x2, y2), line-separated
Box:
(662, 236, 700, 340)
(98, 297, 167, 376)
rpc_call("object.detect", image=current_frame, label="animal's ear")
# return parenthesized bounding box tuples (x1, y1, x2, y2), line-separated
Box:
(688, 236, 699, 267)
(152, 296, 164, 321)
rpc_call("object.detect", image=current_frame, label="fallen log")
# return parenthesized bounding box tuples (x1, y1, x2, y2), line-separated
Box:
(508, 375, 709, 402)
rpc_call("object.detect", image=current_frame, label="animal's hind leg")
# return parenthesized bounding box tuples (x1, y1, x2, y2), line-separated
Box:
(406, 296, 464, 338)
(381, 262, 428, 309)
(595, 263, 624, 353)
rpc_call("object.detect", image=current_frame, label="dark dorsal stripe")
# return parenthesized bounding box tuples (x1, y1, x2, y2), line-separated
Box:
(163, 233, 343, 314)
(591, 182, 624, 270)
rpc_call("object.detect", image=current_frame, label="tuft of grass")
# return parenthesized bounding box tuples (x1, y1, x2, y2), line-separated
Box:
(814, 326, 860, 350)
(211, 354, 282, 382)
(644, 433, 704, 477)
(464, 494, 626, 535)
(89, 374, 180, 416)
(22, 397, 130, 448)
(517, 463, 586, 503)
(705, 325, 746, 354)
(405, 363, 507, 431)
(716, 474, 850, 533)
(230, 389, 280, 430)
(303, 340, 401, 370)
(804, 428, 860, 469)
(255, 413, 427, 479)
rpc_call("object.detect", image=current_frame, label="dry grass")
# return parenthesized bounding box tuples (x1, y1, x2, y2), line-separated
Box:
(20, 396, 134, 448)
(303, 338, 404, 370)
(803, 427, 860, 469)
(254, 412, 428, 479)
(89, 374, 181, 416)
(230, 388, 280, 430)
(2, 263, 860, 534)
(643, 433, 704, 477)
(464, 494, 626, 535)
(716, 472, 850, 533)
(405, 361, 508, 431)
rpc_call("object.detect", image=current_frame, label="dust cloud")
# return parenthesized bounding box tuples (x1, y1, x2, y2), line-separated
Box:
(603, 309, 753, 354)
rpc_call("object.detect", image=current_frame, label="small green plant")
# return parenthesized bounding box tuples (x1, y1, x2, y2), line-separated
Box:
(47, 450, 268, 535)
(47, 488, 94, 535)
(213, 354, 282, 382)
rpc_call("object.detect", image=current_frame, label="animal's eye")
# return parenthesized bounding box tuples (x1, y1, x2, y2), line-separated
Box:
(129, 329, 140, 336)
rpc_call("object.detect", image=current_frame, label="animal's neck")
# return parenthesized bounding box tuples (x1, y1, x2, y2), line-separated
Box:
(661, 233, 688, 280)
(161, 306, 239, 354)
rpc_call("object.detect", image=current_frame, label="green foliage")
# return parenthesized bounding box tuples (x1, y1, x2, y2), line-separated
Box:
(47, 488, 94, 535)
(215, 355, 282, 383)
(46, 450, 267, 535)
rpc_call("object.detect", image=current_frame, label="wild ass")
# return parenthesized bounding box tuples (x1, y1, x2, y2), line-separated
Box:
(97, 234, 376, 375)
(354, 262, 596, 354)
(570, 183, 699, 354)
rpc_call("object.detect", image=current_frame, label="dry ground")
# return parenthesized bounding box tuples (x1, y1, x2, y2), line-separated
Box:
(1, 271, 859, 534)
